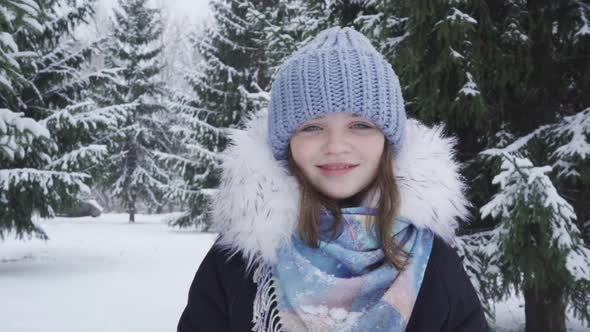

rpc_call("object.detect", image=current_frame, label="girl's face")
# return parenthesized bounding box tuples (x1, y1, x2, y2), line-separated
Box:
(289, 113, 385, 200)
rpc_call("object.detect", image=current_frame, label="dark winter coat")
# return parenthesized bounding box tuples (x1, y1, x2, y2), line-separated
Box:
(177, 111, 490, 331)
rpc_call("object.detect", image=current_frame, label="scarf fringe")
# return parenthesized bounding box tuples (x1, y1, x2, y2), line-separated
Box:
(252, 263, 283, 332)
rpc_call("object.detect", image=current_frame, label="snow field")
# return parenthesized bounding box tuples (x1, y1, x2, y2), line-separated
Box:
(0, 213, 215, 332)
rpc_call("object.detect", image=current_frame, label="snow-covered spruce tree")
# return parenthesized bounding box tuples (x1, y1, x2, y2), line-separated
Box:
(100, 0, 171, 222)
(1, 0, 118, 239)
(22, 0, 131, 215)
(165, 0, 270, 228)
(474, 153, 590, 331)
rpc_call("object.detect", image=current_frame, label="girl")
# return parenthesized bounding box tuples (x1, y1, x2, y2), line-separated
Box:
(178, 27, 489, 332)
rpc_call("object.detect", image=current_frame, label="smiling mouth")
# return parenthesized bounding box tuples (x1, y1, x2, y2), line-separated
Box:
(317, 163, 359, 176)
(317, 164, 358, 170)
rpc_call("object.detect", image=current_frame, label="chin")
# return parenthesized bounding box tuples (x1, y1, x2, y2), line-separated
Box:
(320, 188, 360, 201)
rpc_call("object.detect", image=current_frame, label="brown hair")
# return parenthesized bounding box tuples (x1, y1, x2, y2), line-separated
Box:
(287, 143, 409, 270)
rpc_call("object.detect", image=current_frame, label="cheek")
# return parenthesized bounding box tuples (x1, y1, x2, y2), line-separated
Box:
(361, 135, 385, 163)
(289, 138, 313, 168)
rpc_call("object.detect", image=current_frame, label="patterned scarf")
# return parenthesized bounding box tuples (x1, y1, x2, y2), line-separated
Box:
(271, 207, 433, 332)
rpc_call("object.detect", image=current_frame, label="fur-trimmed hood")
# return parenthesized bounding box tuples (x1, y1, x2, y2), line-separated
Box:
(210, 110, 470, 267)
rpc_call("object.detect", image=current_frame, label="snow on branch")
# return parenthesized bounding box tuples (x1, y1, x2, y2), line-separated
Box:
(238, 83, 269, 102)
(207, 27, 256, 52)
(11, 0, 41, 18)
(354, 13, 383, 36)
(216, 0, 252, 28)
(215, 6, 249, 35)
(457, 72, 480, 98)
(435, 7, 477, 27)
(185, 143, 221, 164)
(481, 125, 550, 157)
(0, 31, 18, 53)
(575, 2, 590, 39)
(41, 101, 132, 131)
(47, 144, 108, 171)
(0, 108, 50, 161)
(382, 31, 409, 53)
(0, 168, 90, 196)
(447, 7, 478, 25)
(504, 21, 529, 42)
(482, 108, 589, 180)
(152, 150, 201, 169)
(552, 108, 590, 160)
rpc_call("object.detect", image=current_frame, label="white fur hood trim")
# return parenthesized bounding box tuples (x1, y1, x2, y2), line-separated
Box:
(211, 110, 470, 267)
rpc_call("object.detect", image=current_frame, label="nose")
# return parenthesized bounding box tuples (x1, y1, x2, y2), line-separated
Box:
(321, 129, 351, 155)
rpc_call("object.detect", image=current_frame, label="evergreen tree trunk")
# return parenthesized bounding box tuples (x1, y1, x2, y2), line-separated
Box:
(129, 187, 137, 223)
(524, 285, 567, 332)
(126, 144, 138, 223)
(129, 206, 136, 223)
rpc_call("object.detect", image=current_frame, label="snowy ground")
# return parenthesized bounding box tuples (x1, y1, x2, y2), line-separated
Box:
(0, 214, 587, 332)
(0, 213, 216, 332)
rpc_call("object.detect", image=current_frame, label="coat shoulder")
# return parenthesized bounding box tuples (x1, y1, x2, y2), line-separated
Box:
(178, 243, 257, 332)
(407, 236, 489, 332)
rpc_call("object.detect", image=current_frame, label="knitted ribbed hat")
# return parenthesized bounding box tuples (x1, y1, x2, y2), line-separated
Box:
(268, 26, 406, 161)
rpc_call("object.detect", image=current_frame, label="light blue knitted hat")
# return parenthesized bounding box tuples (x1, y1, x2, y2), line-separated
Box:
(268, 26, 406, 161)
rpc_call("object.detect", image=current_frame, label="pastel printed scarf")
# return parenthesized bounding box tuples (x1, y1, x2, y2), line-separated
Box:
(271, 207, 433, 331)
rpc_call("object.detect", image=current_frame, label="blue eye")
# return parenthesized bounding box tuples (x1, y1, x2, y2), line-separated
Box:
(351, 122, 372, 129)
(301, 125, 322, 132)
